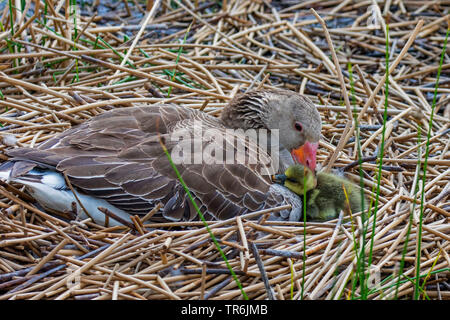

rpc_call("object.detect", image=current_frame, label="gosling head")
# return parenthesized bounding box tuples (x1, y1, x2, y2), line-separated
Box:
(273, 164, 317, 195)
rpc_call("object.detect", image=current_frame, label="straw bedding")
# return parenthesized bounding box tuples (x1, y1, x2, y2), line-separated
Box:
(0, 0, 448, 300)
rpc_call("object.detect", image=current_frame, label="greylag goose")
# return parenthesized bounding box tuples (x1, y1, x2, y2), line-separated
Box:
(274, 164, 365, 220)
(0, 89, 321, 226)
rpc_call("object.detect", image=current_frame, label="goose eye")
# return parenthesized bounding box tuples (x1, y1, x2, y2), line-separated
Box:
(294, 122, 303, 132)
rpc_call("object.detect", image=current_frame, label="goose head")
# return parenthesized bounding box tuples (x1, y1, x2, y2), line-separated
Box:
(220, 89, 321, 171)
(273, 164, 317, 195)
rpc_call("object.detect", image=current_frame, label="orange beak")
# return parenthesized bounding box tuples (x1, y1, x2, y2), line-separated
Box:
(291, 141, 318, 172)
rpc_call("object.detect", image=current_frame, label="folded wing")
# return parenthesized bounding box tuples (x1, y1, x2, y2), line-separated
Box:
(7, 104, 295, 222)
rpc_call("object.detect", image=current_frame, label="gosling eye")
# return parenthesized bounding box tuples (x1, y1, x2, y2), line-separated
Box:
(286, 177, 298, 183)
(294, 122, 303, 132)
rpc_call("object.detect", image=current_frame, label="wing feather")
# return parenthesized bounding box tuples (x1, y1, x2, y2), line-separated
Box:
(6, 104, 298, 222)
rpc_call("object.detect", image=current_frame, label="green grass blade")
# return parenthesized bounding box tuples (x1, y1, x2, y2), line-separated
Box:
(420, 249, 442, 298)
(97, 37, 135, 69)
(8, 0, 14, 36)
(367, 267, 450, 297)
(348, 62, 369, 299)
(167, 22, 192, 98)
(368, 24, 390, 271)
(300, 169, 307, 300)
(159, 138, 248, 300)
(394, 124, 421, 299)
(414, 26, 449, 300)
(70, 0, 79, 83)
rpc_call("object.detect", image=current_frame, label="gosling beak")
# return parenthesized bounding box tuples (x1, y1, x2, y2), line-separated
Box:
(272, 174, 286, 185)
(291, 141, 318, 172)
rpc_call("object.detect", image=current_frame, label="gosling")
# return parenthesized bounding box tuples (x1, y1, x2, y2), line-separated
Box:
(274, 165, 365, 221)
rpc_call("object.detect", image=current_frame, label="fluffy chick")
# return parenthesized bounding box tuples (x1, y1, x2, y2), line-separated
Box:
(274, 165, 365, 221)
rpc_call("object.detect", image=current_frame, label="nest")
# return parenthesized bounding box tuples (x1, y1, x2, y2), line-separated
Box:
(0, 0, 449, 300)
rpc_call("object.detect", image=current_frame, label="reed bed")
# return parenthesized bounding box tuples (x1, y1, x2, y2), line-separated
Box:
(0, 0, 448, 300)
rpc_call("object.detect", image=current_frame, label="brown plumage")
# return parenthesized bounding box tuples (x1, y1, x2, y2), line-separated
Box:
(1, 89, 321, 225)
